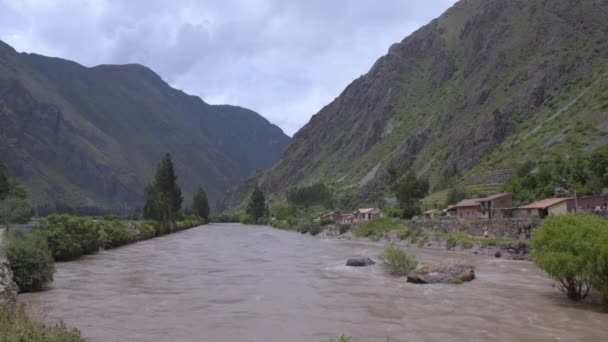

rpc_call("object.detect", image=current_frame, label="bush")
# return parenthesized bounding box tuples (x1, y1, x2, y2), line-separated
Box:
(380, 242, 418, 276)
(320, 219, 335, 226)
(308, 223, 323, 236)
(338, 224, 351, 235)
(354, 217, 401, 239)
(531, 214, 607, 301)
(239, 214, 254, 224)
(4, 232, 55, 292)
(0, 304, 82, 341)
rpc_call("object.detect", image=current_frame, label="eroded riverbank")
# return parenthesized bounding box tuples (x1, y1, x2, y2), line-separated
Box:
(20, 223, 608, 341)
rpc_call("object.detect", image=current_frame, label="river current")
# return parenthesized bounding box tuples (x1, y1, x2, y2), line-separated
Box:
(20, 223, 608, 341)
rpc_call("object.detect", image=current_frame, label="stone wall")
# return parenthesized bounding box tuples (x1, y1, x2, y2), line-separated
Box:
(410, 217, 541, 239)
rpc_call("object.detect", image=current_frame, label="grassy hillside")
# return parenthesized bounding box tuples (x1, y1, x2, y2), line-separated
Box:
(0, 40, 290, 213)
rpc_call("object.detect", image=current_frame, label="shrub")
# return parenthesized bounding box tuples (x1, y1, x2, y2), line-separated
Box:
(320, 219, 335, 226)
(4, 232, 55, 292)
(0, 304, 82, 341)
(338, 224, 351, 235)
(239, 214, 254, 224)
(446, 236, 457, 250)
(308, 223, 323, 236)
(531, 214, 601, 300)
(380, 242, 418, 276)
(354, 217, 401, 239)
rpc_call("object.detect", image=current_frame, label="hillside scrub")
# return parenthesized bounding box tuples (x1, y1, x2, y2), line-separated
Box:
(3, 232, 54, 292)
(0, 304, 82, 341)
(34, 215, 202, 261)
(532, 214, 608, 303)
(380, 242, 418, 276)
(504, 146, 608, 205)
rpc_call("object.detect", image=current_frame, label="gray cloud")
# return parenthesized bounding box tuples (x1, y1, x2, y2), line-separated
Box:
(0, 0, 457, 135)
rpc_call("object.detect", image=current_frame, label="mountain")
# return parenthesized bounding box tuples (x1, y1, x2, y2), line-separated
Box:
(0, 40, 290, 213)
(223, 0, 608, 209)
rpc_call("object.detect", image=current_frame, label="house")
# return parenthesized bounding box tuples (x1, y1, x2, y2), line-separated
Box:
(477, 193, 513, 219)
(567, 195, 607, 212)
(340, 213, 355, 225)
(423, 209, 441, 219)
(514, 198, 570, 218)
(353, 208, 383, 222)
(320, 212, 343, 222)
(451, 199, 482, 219)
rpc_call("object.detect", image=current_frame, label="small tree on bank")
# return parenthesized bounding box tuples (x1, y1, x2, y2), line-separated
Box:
(143, 153, 183, 227)
(393, 171, 429, 219)
(0, 162, 33, 231)
(192, 186, 210, 221)
(246, 185, 266, 223)
(531, 214, 608, 302)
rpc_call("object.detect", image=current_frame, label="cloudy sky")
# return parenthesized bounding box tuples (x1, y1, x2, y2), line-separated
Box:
(0, 0, 456, 135)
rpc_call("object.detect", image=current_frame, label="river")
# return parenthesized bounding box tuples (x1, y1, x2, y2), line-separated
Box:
(20, 223, 608, 341)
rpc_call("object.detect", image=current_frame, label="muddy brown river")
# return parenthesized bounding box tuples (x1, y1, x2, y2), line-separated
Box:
(20, 223, 608, 341)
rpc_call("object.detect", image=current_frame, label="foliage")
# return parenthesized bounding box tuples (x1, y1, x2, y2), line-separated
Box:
(3, 232, 55, 292)
(354, 217, 402, 240)
(531, 214, 606, 300)
(380, 242, 418, 276)
(192, 186, 210, 221)
(239, 214, 254, 224)
(246, 185, 267, 223)
(329, 335, 351, 342)
(393, 172, 429, 219)
(143, 153, 184, 224)
(33, 215, 201, 261)
(338, 224, 351, 234)
(0, 164, 33, 231)
(0, 304, 82, 341)
(504, 147, 608, 205)
(210, 213, 240, 223)
(286, 183, 334, 209)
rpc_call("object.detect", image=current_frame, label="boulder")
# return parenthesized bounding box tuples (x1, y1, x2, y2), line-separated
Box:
(346, 257, 376, 267)
(407, 263, 475, 284)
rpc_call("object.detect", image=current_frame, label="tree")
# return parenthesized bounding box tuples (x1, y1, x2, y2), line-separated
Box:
(143, 153, 183, 226)
(394, 171, 429, 219)
(0, 163, 33, 231)
(192, 186, 210, 221)
(531, 214, 601, 301)
(246, 185, 266, 223)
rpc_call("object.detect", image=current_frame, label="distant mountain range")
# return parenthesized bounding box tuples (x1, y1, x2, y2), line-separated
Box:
(223, 0, 608, 210)
(0, 40, 290, 214)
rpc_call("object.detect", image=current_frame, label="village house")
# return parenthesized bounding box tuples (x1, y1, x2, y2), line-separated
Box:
(448, 193, 513, 219)
(513, 198, 570, 218)
(319, 212, 343, 222)
(423, 209, 441, 219)
(353, 208, 383, 222)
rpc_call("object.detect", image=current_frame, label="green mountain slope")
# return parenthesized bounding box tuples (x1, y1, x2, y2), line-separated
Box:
(224, 0, 608, 209)
(0, 40, 290, 213)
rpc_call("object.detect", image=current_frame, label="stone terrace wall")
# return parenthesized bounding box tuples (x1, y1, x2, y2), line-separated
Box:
(409, 217, 541, 239)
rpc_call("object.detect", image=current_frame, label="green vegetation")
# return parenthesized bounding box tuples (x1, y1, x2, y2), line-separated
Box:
(246, 185, 267, 224)
(286, 183, 334, 209)
(354, 217, 402, 240)
(504, 147, 608, 205)
(3, 232, 54, 292)
(143, 153, 184, 226)
(380, 242, 418, 276)
(392, 171, 429, 219)
(191, 186, 210, 221)
(532, 214, 608, 303)
(34, 215, 201, 261)
(0, 304, 82, 341)
(0, 162, 33, 232)
(330, 335, 351, 342)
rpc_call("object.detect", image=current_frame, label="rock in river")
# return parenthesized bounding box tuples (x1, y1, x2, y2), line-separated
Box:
(346, 257, 376, 267)
(407, 263, 475, 284)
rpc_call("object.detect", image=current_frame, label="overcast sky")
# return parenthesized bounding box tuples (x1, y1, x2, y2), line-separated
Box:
(0, 0, 456, 135)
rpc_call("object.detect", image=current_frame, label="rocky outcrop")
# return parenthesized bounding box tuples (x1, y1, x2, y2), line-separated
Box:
(407, 263, 475, 284)
(0, 259, 18, 305)
(346, 257, 376, 267)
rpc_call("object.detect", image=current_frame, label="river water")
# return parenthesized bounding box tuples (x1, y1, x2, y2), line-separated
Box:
(20, 223, 608, 341)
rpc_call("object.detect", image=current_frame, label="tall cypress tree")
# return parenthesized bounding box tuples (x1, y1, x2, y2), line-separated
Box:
(192, 186, 210, 221)
(143, 153, 183, 224)
(246, 185, 266, 223)
(0, 162, 9, 200)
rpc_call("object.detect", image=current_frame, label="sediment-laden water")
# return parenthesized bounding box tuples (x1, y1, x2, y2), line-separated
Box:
(20, 223, 608, 341)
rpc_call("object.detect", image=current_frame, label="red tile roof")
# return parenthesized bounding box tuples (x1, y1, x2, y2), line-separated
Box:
(520, 198, 571, 209)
